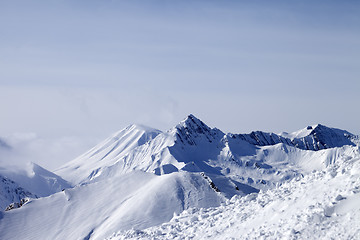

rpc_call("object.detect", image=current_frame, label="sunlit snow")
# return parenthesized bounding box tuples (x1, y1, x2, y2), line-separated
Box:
(0, 115, 359, 240)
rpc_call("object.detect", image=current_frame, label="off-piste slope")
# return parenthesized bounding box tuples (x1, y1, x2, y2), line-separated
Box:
(111, 151, 360, 240)
(56, 124, 162, 184)
(0, 115, 358, 240)
(0, 171, 224, 240)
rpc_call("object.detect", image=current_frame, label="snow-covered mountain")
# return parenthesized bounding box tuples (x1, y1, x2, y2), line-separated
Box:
(56, 124, 162, 184)
(0, 137, 72, 210)
(56, 114, 359, 193)
(113, 152, 360, 240)
(0, 162, 72, 197)
(0, 175, 35, 210)
(0, 114, 359, 240)
(0, 162, 72, 211)
(229, 123, 357, 150)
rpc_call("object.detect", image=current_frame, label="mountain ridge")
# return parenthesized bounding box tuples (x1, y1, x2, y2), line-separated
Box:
(56, 114, 358, 189)
(1, 114, 359, 240)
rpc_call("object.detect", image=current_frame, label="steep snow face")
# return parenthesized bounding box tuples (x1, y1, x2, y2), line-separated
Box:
(0, 146, 71, 210)
(282, 124, 357, 150)
(0, 175, 35, 210)
(0, 162, 71, 198)
(167, 115, 225, 172)
(63, 115, 257, 197)
(92, 115, 226, 180)
(0, 171, 225, 240)
(170, 114, 224, 146)
(55, 124, 162, 184)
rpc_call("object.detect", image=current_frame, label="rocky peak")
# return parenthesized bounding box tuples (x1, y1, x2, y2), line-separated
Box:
(304, 124, 356, 149)
(229, 124, 357, 151)
(0, 175, 36, 210)
(172, 114, 223, 145)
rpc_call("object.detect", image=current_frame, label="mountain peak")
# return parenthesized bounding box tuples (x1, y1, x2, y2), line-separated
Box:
(306, 124, 355, 140)
(179, 114, 206, 127)
(124, 123, 161, 133)
(172, 114, 223, 145)
(176, 114, 211, 133)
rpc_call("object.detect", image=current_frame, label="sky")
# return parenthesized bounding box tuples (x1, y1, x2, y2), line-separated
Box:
(1, 0, 360, 169)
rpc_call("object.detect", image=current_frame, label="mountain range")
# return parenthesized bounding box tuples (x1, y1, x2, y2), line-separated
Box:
(0, 115, 359, 240)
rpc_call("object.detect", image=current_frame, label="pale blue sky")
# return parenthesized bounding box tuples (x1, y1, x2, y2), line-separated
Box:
(1, 1, 360, 168)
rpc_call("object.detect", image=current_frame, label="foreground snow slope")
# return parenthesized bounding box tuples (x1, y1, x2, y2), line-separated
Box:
(0, 171, 224, 240)
(110, 152, 360, 240)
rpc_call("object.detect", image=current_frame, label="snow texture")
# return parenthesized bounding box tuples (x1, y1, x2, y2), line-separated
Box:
(0, 162, 71, 210)
(0, 114, 359, 240)
(109, 154, 360, 240)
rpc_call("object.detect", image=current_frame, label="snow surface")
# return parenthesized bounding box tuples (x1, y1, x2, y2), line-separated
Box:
(55, 124, 161, 184)
(0, 162, 71, 197)
(0, 114, 359, 240)
(280, 124, 318, 139)
(0, 162, 71, 210)
(0, 175, 34, 210)
(108, 153, 360, 240)
(0, 171, 224, 240)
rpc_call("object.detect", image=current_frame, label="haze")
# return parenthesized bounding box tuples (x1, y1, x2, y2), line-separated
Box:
(1, 0, 359, 169)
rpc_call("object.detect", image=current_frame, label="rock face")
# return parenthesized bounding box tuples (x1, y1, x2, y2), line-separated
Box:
(5, 198, 30, 211)
(0, 163, 72, 210)
(172, 114, 223, 145)
(0, 175, 36, 210)
(232, 124, 357, 151)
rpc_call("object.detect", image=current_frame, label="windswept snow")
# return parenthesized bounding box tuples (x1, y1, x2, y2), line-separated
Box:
(0, 175, 35, 210)
(0, 162, 71, 197)
(55, 124, 161, 184)
(109, 153, 360, 240)
(0, 171, 224, 240)
(0, 114, 359, 240)
(0, 162, 71, 210)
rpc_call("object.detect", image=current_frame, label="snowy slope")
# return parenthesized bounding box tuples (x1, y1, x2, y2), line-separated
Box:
(55, 115, 359, 194)
(109, 151, 360, 240)
(0, 136, 71, 209)
(0, 160, 71, 210)
(55, 124, 161, 184)
(0, 171, 225, 240)
(0, 175, 35, 210)
(0, 114, 359, 240)
(0, 162, 71, 198)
